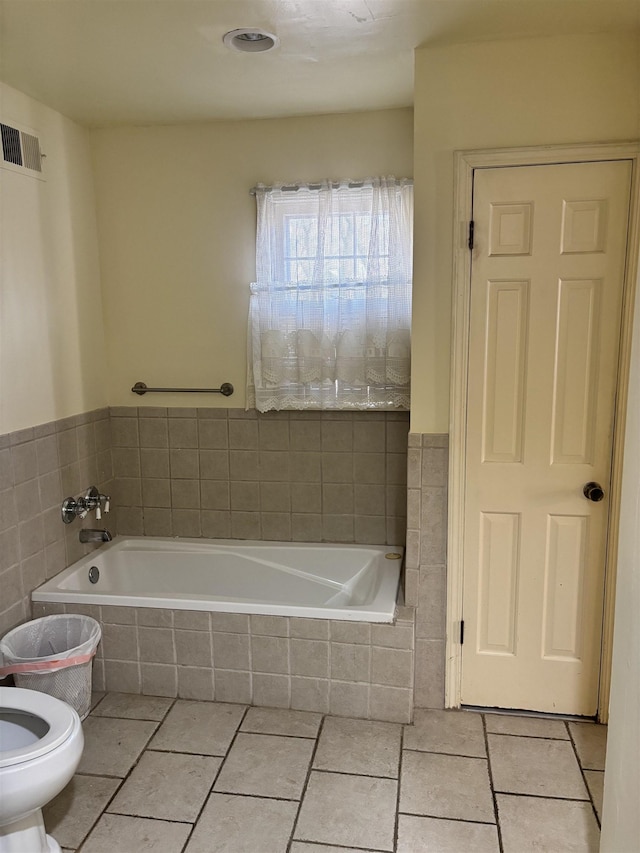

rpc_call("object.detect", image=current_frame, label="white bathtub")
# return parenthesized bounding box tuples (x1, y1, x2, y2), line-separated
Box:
(33, 536, 403, 623)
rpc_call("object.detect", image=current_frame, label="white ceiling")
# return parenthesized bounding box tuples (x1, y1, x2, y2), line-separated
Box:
(1, 0, 639, 127)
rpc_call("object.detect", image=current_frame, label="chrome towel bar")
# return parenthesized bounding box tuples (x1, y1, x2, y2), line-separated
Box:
(132, 381, 234, 396)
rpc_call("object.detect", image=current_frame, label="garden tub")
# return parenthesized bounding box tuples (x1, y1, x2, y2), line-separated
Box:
(32, 536, 403, 623)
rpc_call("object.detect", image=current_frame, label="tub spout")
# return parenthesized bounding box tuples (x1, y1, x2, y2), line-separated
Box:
(79, 528, 112, 543)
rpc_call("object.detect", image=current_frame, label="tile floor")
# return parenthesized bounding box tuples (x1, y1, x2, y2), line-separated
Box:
(44, 693, 607, 853)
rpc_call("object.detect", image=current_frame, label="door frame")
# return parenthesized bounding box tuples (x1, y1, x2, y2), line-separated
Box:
(447, 142, 640, 721)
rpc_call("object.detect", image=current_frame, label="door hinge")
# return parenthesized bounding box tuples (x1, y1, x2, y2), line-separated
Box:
(460, 619, 465, 644)
(468, 221, 474, 250)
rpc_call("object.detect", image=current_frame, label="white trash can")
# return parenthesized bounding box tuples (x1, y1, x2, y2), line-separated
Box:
(0, 614, 101, 720)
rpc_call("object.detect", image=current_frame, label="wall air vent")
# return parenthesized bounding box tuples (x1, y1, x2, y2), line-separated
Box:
(0, 121, 45, 180)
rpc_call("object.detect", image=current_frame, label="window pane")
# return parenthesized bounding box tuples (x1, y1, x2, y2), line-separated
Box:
(292, 260, 313, 283)
(338, 214, 354, 256)
(291, 216, 317, 254)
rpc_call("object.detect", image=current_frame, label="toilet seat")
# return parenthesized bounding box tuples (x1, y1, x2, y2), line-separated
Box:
(0, 688, 78, 769)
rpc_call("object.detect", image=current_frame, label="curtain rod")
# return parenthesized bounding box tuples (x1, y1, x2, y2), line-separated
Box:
(249, 178, 412, 196)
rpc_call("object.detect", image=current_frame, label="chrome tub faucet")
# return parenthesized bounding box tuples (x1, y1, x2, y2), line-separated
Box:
(79, 529, 112, 543)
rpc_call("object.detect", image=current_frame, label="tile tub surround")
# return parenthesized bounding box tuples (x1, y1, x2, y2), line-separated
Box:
(42, 698, 605, 853)
(0, 410, 114, 636)
(406, 433, 448, 709)
(109, 407, 408, 547)
(32, 601, 416, 723)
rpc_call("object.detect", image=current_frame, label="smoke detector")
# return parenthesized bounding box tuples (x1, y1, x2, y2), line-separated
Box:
(223, 28, 279, 53)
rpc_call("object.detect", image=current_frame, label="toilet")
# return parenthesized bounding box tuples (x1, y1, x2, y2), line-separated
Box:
(0, 687, 84, 853)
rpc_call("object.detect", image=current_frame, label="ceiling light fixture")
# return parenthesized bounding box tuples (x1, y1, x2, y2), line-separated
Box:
(223, 28, 279, 53)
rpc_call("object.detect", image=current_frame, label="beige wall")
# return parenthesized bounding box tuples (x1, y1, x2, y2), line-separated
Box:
(4, 34, 639, 432)
(411, 32, 640, 432)
(90, 109, 413, 409)
(0, 83, 107, 435)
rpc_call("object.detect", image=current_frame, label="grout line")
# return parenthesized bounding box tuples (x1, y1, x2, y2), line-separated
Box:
(287, 713, 326, 852)
(71, 770, 128, 781)
(402, 746, 491, 760)
(292, 843, 389, 853)
(291, 842, 389, 853)
(90, 714, 172, 723)
(193, 789, 302, 804)
(75, 697, 173, 852)
(482, 713, 504, 853)
(311, 766, 399, 781)
(179, 702, 251, 852)
(145, 747, 227, 757)
(393, 720, 404, 850)
(481, 731, 570, 742)
(493, 791, 590, 803)
(104, 811, 194, 825)
(565, 719, 603, 828)
(398, 810, 497, 826)
(236, 728, 318, 741)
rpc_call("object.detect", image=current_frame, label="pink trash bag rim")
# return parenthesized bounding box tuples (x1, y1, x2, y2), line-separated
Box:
(0, 613, 101, 676)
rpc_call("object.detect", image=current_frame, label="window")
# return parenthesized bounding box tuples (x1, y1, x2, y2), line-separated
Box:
(247, 177, 413, 411)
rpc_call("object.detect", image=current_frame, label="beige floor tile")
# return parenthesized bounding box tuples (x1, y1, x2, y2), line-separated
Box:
(43, 775, 120, 849)
(484, 712, 569, 740)
(240, 706, 322, 738)
(77, 717, 158, 777)
(108, 750, 221, 822)
(214, 732, 314, 799)
(403, 709, 486, 757)
(149, 699, 245, 755)
(186, 793, 298, 853)
(497, 794, 600, 853)
(488, 734, 588, 799)
(91, 692, 174, 721)
(294, 770, 397, 851)
(397, 815, 500, 852)
(400, 751, 495, 823)
(81, 813, 191, 853)
(584, 770, 605, 821)
(313, 716, 402, 777)
(569, 722, 608, 770)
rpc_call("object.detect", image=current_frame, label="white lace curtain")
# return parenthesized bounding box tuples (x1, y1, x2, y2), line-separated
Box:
(247, 176, 413, 411)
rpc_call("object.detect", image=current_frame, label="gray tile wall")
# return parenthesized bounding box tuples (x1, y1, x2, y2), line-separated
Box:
(110, 408, 409, 546)
(2, 406, 425, 724)
(406, 434, 449, 709)
(32, 600, 416, 723)
(0, 409, 115, 636)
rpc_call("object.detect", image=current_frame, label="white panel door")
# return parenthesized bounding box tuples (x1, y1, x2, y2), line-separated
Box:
(462, 161, 632, 715)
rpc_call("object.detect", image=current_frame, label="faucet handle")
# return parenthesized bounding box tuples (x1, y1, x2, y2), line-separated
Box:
(61, 489, 111, 524)
(95, 493, 111, 519)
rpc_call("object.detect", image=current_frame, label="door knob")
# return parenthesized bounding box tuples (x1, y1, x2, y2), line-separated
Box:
(583, 482, 605, 502)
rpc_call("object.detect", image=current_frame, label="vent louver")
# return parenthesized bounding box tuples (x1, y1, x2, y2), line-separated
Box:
(1, 124, 22, 165)
(0, 121, 44, 178)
